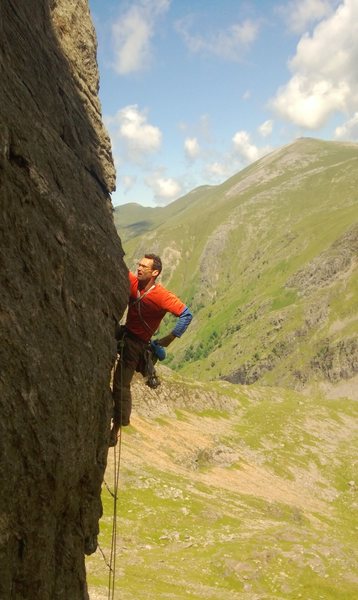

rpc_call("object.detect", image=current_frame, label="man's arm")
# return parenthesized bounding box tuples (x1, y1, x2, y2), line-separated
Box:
(156, 332, 176, 347)
(157, 306, 193, 347)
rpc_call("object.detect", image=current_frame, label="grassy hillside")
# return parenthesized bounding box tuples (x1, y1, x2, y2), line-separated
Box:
(114, 138, 358, 390)
(113, 186, 214, 243)
(86, 372, 358, 599)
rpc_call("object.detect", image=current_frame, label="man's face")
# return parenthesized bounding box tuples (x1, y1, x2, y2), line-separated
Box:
(137, 257, 158, 283)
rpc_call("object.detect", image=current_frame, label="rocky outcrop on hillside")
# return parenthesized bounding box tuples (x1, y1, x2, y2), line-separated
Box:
(220, 224, 358, 388)
(310, 337, 358, 382)
(131, 368, 239, 419)
(286, 224, 358, 295)
(224, 333, 358, 388)
(0, 2, 127, 598)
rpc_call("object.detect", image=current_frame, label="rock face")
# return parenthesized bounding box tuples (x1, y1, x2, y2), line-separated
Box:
(310, 336, 358, 382)
(286, 224, 358, 295)
(0, 1, 128, 598)
(131, 368, 239, 419)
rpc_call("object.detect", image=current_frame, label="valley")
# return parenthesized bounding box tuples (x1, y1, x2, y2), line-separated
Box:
(87, 371, 358, 599)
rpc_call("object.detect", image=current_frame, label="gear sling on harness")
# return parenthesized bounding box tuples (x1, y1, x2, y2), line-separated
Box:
(124, 283, 161, 387)
(115, 325, 160, 389)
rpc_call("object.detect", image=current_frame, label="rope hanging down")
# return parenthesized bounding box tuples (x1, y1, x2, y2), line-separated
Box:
(107, 425, 122, 600)
(95, 354, 123, 598)
(107, 344, 124, 600)
(93, 337, 125, 597)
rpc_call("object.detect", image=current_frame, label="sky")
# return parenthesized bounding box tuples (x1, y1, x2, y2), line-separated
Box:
(88, 0, 358, 207)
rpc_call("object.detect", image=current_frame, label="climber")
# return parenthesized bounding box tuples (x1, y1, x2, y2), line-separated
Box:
(109, 253, 192, 446)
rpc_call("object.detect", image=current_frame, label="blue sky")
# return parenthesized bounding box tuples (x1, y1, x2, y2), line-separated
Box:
(88, 0, 358, 207)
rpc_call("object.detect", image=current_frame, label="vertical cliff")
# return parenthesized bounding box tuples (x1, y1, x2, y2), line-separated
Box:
(0, 1, 128, 597)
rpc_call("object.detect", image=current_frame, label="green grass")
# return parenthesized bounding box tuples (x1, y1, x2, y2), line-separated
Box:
(194, 408, 230, 418)
(271, 289, 298, 310)
(88, 466, 358, 599)
(87, 377, 358, 599)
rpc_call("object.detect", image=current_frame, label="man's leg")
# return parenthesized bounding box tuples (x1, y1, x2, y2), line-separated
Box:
(112, 357, 135, 429)
(109, 335, 145, 445)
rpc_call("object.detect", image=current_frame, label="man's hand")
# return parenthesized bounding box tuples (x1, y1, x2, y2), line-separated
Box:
(156, 333, 176, 347)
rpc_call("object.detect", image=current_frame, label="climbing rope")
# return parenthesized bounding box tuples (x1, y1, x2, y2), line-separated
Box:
(96, 395, 122, 599)
(97, 542, 113, 572)
(94, 335, 126, 599)
(107, 425, 122, 600)
(107, 341, 124, 600)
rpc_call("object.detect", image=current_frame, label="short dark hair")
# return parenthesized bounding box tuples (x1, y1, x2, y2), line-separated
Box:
(145, 253, 162, 274)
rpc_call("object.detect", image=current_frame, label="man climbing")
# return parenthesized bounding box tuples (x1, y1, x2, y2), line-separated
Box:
(109, 253, 192, 446)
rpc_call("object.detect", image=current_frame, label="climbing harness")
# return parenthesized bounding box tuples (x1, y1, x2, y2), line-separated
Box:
(117, 323, 162, 390)
(128, 284, 164, 387)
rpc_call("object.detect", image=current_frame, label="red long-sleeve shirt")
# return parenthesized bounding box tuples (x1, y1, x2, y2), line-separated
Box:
(125, 271, 186, 342)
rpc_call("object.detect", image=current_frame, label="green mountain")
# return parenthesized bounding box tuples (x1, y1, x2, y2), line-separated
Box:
(114, 138, 358, 392)
(113, 185, 215, 243)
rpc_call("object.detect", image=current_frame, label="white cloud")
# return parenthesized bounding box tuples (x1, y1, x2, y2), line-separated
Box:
(145, 173, 182, 204)
(184, 137, 200, 160)
(106, 105, 162, 162)
(278, 0, 337, 34)
(334, 112, 358, 140)
(272, 0, 358, 130)
(121, 175, 136, 192)
(112, 0, 170, 74)
(273, 76, 348, 128)
(175, 17, 259, 61)
(204, 161, 234, 180)
(258, 120, 273, 137)
(232, 130, 260, 163)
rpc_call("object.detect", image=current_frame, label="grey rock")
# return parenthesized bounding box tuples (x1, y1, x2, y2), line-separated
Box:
(310, 337, 358, 382)
(286, 224, 358, 295)
(0, 1, 127, 598)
